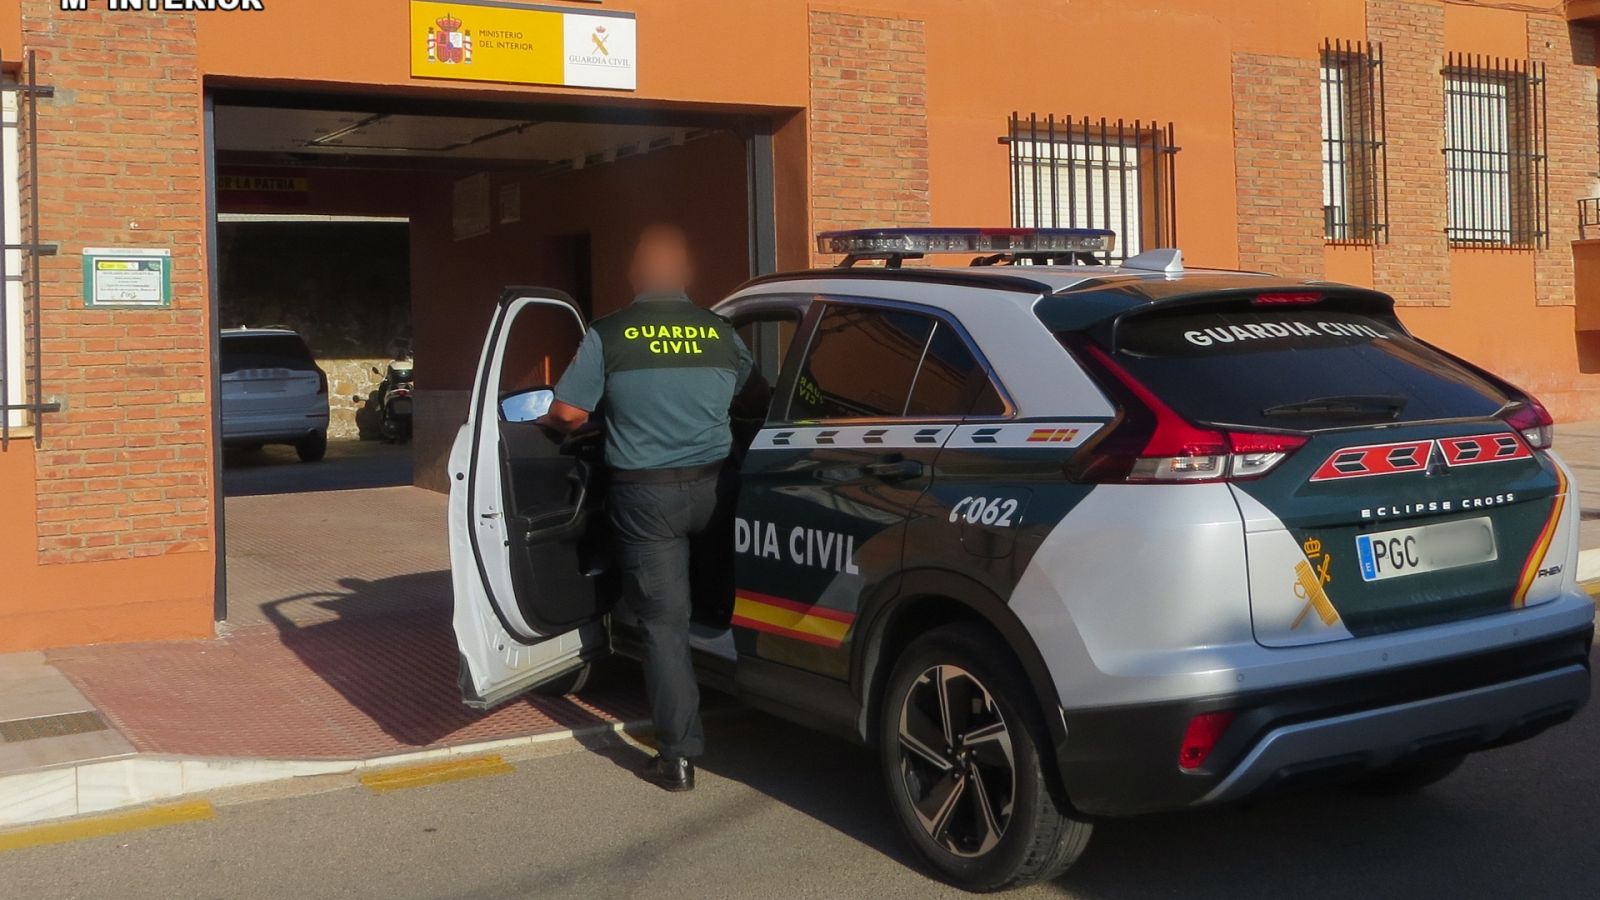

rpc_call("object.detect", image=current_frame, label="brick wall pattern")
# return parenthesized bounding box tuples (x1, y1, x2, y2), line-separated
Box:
(1368, 0, 1451, 307)
(22, 0, 213, 563)
(1531, 17, 1597, 307)
(808, 10, 930, 263)
(1232, 53, 1327, 280)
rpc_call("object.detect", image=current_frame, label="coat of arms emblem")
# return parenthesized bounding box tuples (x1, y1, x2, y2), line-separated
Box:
(427, 14, 473, 65)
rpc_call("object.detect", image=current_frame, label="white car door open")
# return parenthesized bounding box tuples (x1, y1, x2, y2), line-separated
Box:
(449, 288, 612, 708)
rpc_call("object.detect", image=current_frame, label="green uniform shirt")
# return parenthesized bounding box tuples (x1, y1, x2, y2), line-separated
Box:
(554, 292, 754, 471)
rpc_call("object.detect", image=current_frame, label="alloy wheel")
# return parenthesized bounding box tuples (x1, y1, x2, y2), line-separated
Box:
(896, 664, 1017, 858)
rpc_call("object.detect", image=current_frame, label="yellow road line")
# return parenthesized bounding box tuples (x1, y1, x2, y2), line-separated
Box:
(0, 800, 215, 853)
(360, 754, 514, 793)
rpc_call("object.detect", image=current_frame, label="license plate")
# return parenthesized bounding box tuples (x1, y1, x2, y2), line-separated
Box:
(1355, 517, 1498, 582)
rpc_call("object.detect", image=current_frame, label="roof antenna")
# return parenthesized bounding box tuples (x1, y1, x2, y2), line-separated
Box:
(1122, 248, 1183, 274)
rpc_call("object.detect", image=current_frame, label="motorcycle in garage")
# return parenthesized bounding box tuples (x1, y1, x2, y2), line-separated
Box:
(375, 344, 414, 444)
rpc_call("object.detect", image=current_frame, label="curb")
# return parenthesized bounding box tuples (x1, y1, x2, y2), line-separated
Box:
(0, 717, 650, 831)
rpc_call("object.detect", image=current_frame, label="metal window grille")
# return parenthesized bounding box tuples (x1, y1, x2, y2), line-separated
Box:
(1443, 54, 1548, 248)
(1581, 197, 1600, 239)
(1321, 39, 1389, 243)
(1005, 113, 1179, 264)
(0, 51, 55, 450)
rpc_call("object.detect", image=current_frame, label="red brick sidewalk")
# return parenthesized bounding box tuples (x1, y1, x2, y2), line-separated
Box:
(45, 606, 646, 760)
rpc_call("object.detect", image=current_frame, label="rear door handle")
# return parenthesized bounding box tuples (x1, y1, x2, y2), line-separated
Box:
(861, 458, 923, 481)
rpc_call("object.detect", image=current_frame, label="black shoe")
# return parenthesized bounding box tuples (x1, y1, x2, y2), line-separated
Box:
(642, 754, 695, 792)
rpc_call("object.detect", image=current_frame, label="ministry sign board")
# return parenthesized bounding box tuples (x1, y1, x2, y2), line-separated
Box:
(410, 1, 638, 91)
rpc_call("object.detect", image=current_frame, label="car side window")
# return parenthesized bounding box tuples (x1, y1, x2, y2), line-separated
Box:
(789, 304, 933, 421)
(906, 322, 1005, 418)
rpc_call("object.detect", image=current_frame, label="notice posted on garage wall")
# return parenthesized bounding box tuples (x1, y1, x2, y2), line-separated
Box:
(82, 248, 172, 309)
(410, 1, 637, 91)
(453, 174, 493, 242)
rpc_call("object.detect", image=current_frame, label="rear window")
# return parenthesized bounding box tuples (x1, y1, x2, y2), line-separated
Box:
(220, 334, 318, 374)
(907, 323, 1006, 418)
(790, 306, 931, 420)
(1096, 310, 1508, 429)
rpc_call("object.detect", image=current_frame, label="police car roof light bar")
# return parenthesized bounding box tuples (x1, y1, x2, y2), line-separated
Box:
(817, 228, 1117, 268)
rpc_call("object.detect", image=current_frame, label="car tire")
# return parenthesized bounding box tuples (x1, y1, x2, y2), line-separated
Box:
(878, 624, 1092, 891)
(532, 663, 592, 697)
(296, 430, 328, 463)
(1353, 753, 1466, 795)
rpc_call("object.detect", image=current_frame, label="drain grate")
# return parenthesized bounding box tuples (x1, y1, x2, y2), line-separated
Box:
(0, 711, 109, 743)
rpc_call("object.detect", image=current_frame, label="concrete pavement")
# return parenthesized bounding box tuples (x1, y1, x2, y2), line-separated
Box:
(2, 677, 1598, 900)
(220, 439, 414, 498)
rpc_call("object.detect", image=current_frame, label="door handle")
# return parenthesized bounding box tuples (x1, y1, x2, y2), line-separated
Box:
(861, 457, 923, 481)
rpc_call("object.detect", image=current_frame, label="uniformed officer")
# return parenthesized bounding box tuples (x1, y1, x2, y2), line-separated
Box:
(538, 224, 752, 792)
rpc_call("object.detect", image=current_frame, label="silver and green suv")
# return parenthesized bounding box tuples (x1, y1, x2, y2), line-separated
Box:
(447, 229, 1593, 891)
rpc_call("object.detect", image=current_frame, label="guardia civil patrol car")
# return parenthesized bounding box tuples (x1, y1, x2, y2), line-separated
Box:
(448, 228, 1593, 891)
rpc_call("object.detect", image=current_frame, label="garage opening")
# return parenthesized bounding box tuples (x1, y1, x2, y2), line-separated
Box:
(207, 89, 780, 626)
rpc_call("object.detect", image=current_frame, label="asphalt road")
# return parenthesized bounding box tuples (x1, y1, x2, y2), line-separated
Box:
(2, 650, 1598, 900)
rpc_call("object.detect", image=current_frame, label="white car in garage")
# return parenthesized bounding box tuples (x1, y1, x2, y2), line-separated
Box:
(219, 327, 330, 462)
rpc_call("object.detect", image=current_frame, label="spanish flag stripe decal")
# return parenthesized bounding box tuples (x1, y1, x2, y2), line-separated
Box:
(1512, 467, 1567, 609)
(732, 592, 855, 648)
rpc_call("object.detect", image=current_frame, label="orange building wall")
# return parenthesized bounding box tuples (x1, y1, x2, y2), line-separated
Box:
(194, 0, 812, 111)
(185, 0, 1600, 425)
(0, 444, 212, 653)
(0, 0, 19, 58)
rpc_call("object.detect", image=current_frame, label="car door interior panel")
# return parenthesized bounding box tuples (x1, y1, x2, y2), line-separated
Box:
(498, 417, 613, 634)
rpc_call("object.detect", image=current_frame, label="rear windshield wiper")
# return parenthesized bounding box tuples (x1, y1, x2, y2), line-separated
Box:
(1262, 394, 1408, 421)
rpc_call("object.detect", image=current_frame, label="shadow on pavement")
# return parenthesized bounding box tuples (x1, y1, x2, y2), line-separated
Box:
(256, 571, 646, 751)
(692, 713, 924, 871)
(223, 439, 413, 497)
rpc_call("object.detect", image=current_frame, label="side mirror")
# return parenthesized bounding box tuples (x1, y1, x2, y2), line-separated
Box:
(501, 387, 555, 423)
(372, 366, 383, 376)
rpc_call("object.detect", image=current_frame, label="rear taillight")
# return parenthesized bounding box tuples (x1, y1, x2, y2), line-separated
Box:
(1071, 342, 1306, 483)
(1179, 711, 1236, 770)
(1253, 292, 1322, 306)
(315, 368, 328, 395)
(1504, 397, 1553, 450)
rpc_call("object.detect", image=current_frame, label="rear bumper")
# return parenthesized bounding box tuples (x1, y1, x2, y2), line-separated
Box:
(1055, 625, 1593, 816)
(222, 410, 328, 444)
(1198, 662, 1589, 804)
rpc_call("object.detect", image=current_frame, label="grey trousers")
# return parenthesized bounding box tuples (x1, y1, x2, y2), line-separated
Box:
(607, 468, 732, 759)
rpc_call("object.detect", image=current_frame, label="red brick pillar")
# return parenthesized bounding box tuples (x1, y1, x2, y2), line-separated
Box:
(21, 2, 213, 563)
(1530, 17, 1597, 307)
(808, 11, 930, 264)
(1231, 53, 1326, 280)
(1368, 0, 1451, 307)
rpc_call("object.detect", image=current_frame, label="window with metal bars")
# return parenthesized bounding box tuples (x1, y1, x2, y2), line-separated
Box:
(1321, 40, 1388, 243)
(1006, 114, 1179, 264)
(0, 52, 54, 449)
(1443, 54, 1548, 248)
(2, 86, 20, 435)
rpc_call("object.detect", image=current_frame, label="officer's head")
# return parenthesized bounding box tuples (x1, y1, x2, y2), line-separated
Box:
(629, 224, 695, 296)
